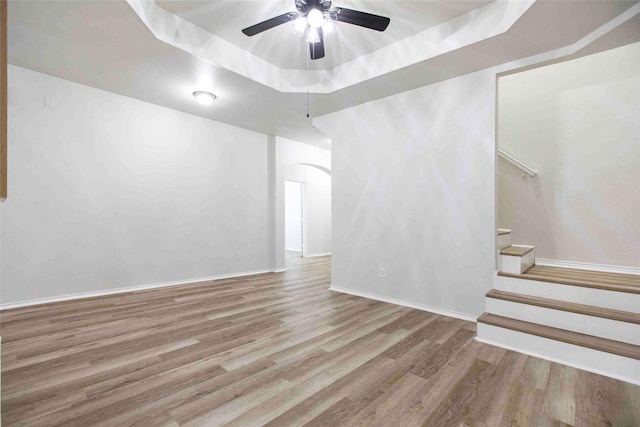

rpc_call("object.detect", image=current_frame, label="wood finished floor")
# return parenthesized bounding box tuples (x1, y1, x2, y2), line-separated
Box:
(2, 256, 639, 426)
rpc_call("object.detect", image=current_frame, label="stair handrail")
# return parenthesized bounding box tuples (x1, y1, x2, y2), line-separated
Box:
(498, 149, 537, 177)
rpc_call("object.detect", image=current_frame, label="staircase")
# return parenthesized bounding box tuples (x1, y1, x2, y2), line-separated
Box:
(477, 229, 640, 385)
(497, 229, 534, 274)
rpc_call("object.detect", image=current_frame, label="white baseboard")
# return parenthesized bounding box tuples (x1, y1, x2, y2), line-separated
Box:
(535, 258, 640, 276)
(0, 268, 276, 311)
(305, 252, 332, 258)
(329, 285, 476, 322)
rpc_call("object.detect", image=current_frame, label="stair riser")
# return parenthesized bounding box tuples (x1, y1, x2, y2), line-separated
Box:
(486, 298, 640, 345)
(498, 250, 534, 274)
(476, 323, 640, 385)
(494, 274, 640, 313)
(497, 233, 512, 250)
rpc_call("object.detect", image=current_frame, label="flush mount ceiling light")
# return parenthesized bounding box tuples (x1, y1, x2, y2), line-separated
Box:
(242, 0, 390, 60)
(192, 91, 216, 106)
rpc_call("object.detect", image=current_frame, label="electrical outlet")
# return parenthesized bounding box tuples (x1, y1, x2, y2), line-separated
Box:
(379, 267, 386, 279)
(237, 251, 243, 260)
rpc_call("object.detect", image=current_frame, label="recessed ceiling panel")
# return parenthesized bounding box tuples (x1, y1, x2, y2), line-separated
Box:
(156, 0, 493, 70)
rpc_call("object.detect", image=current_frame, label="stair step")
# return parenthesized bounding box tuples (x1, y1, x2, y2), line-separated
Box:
(497, 229, 511, 236)
(499, 245, 534, 257)
(486, 289, 640, 324)
(494, 273, 640, 313)
(477, 313, 640, 360)
(486, 293, 640, 346)
(527, 265, 640, 286)
(476, 319, 640, 384)
(498, 271, 640, 294)
(498, 246, 535, 274)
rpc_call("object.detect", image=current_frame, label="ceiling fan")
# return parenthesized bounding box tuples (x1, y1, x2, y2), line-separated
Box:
(242, 0, 390, 60)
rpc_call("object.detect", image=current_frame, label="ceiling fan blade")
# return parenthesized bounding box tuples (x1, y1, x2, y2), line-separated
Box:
(310, 29, 325, 60)
(242, 13, 297, 36)
(331, 7, 390, 31)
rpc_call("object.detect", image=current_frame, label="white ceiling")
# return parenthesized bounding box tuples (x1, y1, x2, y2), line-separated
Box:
(7, 0, 640, 148)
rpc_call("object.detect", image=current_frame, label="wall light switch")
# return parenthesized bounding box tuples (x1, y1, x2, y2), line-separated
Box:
(44, 96, 55, 109)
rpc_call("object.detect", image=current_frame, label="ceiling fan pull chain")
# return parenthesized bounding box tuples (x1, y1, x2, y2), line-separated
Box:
(306, 48, 310, 118)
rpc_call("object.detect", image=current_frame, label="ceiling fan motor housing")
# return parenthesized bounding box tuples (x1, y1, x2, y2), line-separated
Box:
(295, 0, 332, 16)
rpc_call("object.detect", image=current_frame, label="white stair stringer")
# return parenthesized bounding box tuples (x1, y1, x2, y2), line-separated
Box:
(485, 297, 640, 346)
(494, 274, 640, 313)
(477, 322, 640, 385)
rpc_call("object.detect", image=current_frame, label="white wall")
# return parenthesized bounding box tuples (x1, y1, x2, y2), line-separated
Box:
(284, 181, 303, 252)
(499, 42, 640, 268)
(2, 66, 271, 305)
(315, 69, 496, 319)
(273, 137, 331, 268)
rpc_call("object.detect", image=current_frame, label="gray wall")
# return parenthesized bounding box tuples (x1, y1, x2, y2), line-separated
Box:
(315, 69, 497, 319)
(2, 66, 271, 304)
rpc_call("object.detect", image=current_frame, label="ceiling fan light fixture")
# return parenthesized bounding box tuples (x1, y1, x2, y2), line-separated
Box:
(307, 8, 324, 28)
(322, 18, 336, 37)
(192, 91, 216, 106)
(291, 15, 307, 36)
(307, 27, 320, 43)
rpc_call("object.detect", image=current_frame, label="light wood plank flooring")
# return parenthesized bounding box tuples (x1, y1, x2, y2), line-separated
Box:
(2, 256, 639, 426)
